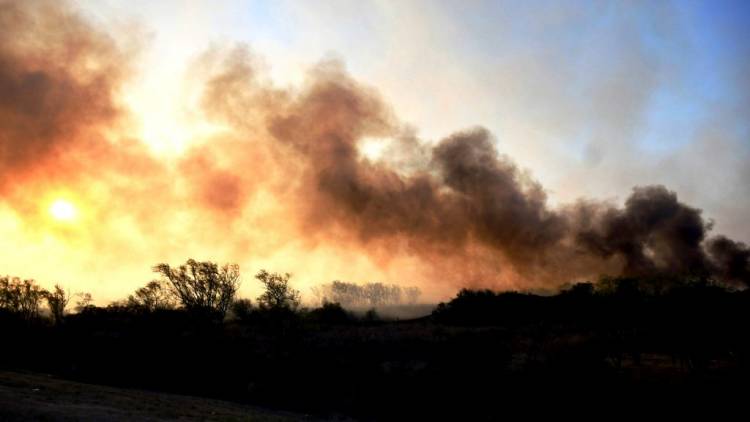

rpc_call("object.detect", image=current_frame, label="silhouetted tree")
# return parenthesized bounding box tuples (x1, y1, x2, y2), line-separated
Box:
(127, 279, 176, 311)
(0, 276, 45, 320)
(330, 280, 364, 306)
(256, 269, 300, 310)
(404, 286, 421, 304)
(0, 276, 15, 310)
(74, 292, 93, 312)
(44, 284, 69, 325)
(313, 281, 422, 307)
(153, 259, 240, 318)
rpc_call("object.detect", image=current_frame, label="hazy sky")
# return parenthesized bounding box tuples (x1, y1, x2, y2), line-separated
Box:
(78, 0, 750, 235)
(2, 0, 748, 302)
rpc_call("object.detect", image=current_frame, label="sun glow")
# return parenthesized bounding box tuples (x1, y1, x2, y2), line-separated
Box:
(358, 137, 389, 161)
(49, 199, 77, 222)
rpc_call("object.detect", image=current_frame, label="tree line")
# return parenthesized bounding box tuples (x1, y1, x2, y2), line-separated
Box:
(1, 262, 748, 419)
(0, 259, 384, 323)
(0, 276, 91, 324)
(311, 280, 421, 308)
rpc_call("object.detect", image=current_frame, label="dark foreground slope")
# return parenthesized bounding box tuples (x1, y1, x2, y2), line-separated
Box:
(0, 371, 319, 421)
(1, 277, 749, 420)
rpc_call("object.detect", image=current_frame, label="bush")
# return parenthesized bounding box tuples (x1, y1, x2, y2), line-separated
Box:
(153, 259, 240, 318)
(308, 302, 353, 325)
(230, 298, 254, 322)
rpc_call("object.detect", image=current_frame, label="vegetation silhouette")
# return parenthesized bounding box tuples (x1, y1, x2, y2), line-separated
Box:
(126, 279, 177, 312)
(153, 259, 240, 319)
(74, 292, 93, 313)
(229, 298, 254, 323)
(311, 280, 422, 308)
(255, 269, 300, 311)
(44, 284, 70, 326)
(1, 264, 749, 418)
(0, 277, 46, 321)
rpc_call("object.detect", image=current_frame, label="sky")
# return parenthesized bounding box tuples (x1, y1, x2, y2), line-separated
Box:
(1, 0, 749, 303)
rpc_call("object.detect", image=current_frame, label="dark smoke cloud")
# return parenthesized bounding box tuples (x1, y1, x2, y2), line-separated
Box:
(432, 129, 567, 263)
(706, 236, 750, 287)
(204, 49, 749, 288)
(574, 186, 711, 276)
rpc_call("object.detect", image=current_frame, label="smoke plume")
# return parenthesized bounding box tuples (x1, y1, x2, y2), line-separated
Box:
(0, 1, 747, 302)
(198, 49, 749, 288)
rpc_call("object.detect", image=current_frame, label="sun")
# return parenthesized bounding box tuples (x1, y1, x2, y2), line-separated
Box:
(49, 199, 77, 222)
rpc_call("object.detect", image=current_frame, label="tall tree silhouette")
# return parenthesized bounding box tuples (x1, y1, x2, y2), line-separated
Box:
(255, 270, 300, 310)
(44, 284, 69, 325)
(153, 259, 240, 318)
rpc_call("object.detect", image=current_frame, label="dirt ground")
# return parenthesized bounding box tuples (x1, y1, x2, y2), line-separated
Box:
(0, 371, 321, 421)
